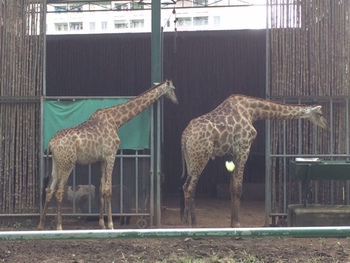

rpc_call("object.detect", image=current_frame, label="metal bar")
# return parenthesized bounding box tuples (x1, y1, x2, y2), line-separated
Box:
(270, 154, 350, 158)
(45, 96, 136, 100)
(88, 164, 92, 213)
(135, 151, 139, 213)
(330, 99, 334, 205)
(120, 149, 124, 214)
(19, 151, 296, 165)
(0, 212, 150, 217)
(149, 102, 155, 228)
(264, 0, 271, 228)
(156, 100, 162, 227)
(44, 154, 151, 158)
(2, 227, 350, 241)
(0, 96, 41, 101)
(151, 0, 161, 228)
(270, 95, 350, 100)
(347, 99, 350, 205)
(72, 166, 76, 213)
(282, 119, 287, 213)
(40, 96, 45, 214)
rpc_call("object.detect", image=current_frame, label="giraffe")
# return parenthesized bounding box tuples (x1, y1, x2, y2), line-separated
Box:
(38, 80, 178, 230)
(180, 94, 328, 227)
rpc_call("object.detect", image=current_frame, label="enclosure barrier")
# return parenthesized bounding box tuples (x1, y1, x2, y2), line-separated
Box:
(1, 227, 350, 241)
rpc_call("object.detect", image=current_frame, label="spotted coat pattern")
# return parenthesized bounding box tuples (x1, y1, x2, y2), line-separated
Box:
(38, 80, 178, 230)
(180, 94, 328, 227)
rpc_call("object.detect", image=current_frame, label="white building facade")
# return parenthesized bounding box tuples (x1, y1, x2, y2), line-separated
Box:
(46, 0, 267, 34)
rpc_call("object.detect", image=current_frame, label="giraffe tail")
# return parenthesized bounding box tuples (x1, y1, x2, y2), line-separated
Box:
(179, 144, 187, 220)
(41, 144, 51, 205)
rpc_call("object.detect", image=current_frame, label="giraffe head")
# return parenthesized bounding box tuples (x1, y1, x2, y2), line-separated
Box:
(303, 105, 328, 130)
(163, 80, 178, 104)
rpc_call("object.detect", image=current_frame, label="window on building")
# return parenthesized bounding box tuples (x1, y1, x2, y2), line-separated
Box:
(130, 19, 144, 28)
(55, 23, 68, 31)
(177, 17, 192, 27)
(130, 2, 144, 10)
(70, 22, 83, 30)
(114, 20, 128, 29)
(213, 16, 220, 26)
(101, 21, 108, 30)
(114, 3, 129, 10)
(54, 5, 67, 12)
(69, 4, 82, 12)
(99, 2, 111, 10)
(162, 19, 171, 28)
(193, 0, 208, 6)
(89, 22, 95, 30)
(193, 16, 208, 26)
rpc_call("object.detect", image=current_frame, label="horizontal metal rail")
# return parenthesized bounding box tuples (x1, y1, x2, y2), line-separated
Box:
(0, 212, 149, 218)
(1, 227, 350, 241)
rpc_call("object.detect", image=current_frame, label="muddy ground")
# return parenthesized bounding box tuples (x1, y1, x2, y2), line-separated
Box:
(1, 195, 350, 262)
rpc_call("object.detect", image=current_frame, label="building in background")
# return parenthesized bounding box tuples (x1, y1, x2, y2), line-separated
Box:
(46, 0, 266, 34)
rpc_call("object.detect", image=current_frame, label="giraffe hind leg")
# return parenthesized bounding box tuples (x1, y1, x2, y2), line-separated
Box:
(179, 175, 186, 222)
(182, 175, 198, 226)
(37, 177, 57, 230)
(54, 181, 67, 230)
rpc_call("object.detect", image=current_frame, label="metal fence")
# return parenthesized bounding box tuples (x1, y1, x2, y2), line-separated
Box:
(43, 149, 152, 228)
(40, 96, 155, 228)
(266, 0, 350, 225)
(266, 97, 350, 224)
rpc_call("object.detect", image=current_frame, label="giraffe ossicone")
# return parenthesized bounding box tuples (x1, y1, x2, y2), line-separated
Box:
(180, 94, 327, 227)
(37, 80, 178, 230)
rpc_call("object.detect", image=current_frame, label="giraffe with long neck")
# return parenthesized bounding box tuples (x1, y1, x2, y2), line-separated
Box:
(38, 80, 178, 230)
(180, 94, 328, 227)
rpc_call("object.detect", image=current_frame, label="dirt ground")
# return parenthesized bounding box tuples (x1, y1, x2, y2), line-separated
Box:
(1, 195, 350, 262)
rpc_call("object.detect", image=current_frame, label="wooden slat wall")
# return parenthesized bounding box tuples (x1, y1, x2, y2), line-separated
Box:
(269, 0, 350, 212)
(0, 1, 44, 218)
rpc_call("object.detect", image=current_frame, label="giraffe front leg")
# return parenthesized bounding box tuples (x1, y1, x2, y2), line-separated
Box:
(104, 182, 113, 229)
(189, 197, 196, 226)
(99, 183, 106, 229)
(105, 160, 114, 230)
(230, 170, 243, 228)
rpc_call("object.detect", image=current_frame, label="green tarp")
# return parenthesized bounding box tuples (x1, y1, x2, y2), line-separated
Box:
(44, 99, 151, 150)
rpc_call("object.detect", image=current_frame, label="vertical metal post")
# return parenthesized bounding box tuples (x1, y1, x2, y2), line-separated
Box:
(151, 0, 162, 227)
(40, 0, 47, 213)
(264, 0, 271, 227)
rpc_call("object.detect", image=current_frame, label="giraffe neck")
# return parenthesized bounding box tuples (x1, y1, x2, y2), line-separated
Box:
(110, 83, 166, 127)
(220, 95, 311, 122)
(247, 98, 310, 122)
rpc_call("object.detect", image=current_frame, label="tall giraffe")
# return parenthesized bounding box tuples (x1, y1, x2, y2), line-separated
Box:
(180, 94, 328, 227)
(38, 80, 178, 230)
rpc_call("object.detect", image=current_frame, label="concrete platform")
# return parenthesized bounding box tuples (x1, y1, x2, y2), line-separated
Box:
(288, 204, 350, 227)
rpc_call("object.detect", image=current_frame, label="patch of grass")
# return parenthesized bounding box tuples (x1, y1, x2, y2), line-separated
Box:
(13, 222, 22, 229)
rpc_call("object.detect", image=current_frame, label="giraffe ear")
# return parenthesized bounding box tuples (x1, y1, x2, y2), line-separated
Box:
(312, 105, 322, 113)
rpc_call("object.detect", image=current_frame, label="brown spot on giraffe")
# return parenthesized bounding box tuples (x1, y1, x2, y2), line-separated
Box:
(38, 80, 178, 231)
(180, 94, 328, 227)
